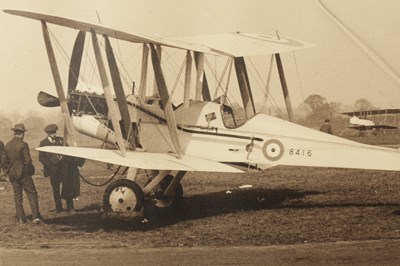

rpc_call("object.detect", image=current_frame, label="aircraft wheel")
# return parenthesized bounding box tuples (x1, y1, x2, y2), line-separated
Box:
(153, 174, 183, 209)
(103, 179, 144, 212)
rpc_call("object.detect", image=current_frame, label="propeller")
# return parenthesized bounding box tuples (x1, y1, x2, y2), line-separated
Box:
(37, 91, 60, 107)
(37, 31, 85, 109)
(68, 30, 86, 92)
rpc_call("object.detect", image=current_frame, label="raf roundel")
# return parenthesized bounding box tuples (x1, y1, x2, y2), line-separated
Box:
(262, 139, 284, 161)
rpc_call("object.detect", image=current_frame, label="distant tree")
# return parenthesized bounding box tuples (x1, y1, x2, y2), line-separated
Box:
(0, 116, 13, 138)
(22, 115, 46, 134)
(9, 111, 23, 124)
(300, 94, 341, 128)
(354, 98, 375, 111)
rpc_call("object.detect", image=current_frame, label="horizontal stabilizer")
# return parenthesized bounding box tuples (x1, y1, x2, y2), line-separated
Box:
(36, 146, 243, 173)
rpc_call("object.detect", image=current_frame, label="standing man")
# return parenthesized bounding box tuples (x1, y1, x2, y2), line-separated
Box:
(2, 123, 42, 224)
(61, 156, 85, 212)
(320, 118, 333, 134)
(39, 124, 64, 212)
(0, 139, 8, 181)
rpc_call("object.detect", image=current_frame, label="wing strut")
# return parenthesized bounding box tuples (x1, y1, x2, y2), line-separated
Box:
(183, 51, 192, 108)
(275, 53, 293, 122)
(91, 29, 126, 156)
(152, 45, 162, 95)
(150, 44, 183, 157)
(138, 44, 149, 98)
(194, 52, 211, 101)
(41, 21, 77, 146)
(104, 36, 135, 149)
(234, 57, 256, 118)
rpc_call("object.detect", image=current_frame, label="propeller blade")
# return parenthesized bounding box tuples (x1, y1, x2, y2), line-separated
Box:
(68, 30, 86, 92)
(37, 91, 60, 107)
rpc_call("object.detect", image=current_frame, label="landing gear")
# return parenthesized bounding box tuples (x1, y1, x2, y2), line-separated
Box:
(102, 171, 186, 221)
(103, 179, 144, 212)
(152, 174, 183, 210)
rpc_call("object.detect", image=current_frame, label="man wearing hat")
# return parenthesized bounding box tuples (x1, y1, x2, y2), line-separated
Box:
(2, 123, 42, 224)
(39, 124, 64, 212)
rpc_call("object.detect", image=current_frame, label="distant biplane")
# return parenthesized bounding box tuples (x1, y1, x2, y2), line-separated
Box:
(342, 109, 400, 135)
(5, 9, 400, 220)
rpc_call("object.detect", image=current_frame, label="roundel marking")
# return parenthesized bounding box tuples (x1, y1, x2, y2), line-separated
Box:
(262, 139, 284, 161)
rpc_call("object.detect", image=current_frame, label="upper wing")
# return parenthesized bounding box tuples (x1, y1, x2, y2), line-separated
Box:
(36, 146, 243, 173)
(3, 9, 216, 55)
(4, 10, 312, 57)
(171, 32, 314, 57)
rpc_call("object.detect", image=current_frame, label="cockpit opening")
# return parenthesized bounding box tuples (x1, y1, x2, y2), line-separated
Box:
(221, 104, 246, 128)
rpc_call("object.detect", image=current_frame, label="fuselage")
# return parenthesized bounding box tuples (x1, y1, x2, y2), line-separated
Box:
(71, 94, 400, 172)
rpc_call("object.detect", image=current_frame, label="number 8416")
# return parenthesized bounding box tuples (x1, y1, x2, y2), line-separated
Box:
(289, 148, 312, 157)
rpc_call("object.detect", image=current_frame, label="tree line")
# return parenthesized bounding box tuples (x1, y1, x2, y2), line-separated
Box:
(296, 95, 376, 131)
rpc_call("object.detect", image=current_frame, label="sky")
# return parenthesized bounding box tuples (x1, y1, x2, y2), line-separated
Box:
(1, 0, 400, 115)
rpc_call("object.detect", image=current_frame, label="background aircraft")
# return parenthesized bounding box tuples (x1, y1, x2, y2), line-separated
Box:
(5, 9, 400, 221)
(342, 109, 400, 135)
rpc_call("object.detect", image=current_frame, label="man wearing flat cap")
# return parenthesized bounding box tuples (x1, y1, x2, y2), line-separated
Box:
(39, 124, 64, 212)
(2, 123, 42, 224)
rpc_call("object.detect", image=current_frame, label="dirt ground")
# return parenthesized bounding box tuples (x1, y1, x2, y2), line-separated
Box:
(1, 162, 400, 264)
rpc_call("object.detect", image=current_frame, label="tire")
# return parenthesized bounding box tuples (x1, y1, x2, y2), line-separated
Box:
(103, 179, 144, 212)
(153, 174, 183, 209)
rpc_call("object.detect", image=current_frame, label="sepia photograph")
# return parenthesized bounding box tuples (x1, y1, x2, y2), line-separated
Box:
(1, 0, 400, 265)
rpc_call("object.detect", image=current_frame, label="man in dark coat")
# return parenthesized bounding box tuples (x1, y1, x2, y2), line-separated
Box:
(320, 119, 333, 134)
(39, 124, 64, 212)
(0, 140, 8, 181)
(2, 123, 42, 224)
(61, 156, 85, 211)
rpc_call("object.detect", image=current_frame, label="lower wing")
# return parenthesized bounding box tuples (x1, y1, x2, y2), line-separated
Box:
(36, 146, 243, 173)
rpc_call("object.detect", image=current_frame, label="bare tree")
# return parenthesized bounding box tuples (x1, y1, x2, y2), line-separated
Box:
(300, 94, 341, 128)
(354, 98, 376, 111)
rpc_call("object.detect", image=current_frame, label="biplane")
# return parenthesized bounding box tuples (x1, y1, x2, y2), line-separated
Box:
(5, 9, 400, 219)
(342, 109, 400, 135)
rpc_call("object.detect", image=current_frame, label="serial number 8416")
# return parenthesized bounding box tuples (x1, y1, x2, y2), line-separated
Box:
(289, 148, 312, 157)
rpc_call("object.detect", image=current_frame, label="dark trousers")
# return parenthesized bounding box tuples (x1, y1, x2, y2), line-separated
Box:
(10, 174, 40, 220)
(50, 175, 63, 211)
(66, 198, 74, 210)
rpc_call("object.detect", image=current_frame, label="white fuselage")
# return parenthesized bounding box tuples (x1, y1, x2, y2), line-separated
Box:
(72, 97, 400, 172)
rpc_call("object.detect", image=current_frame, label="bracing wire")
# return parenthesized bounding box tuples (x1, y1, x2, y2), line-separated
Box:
(314, 0, 400, 88)
(212, 57, 233, 100)
(169, 56, 187, 100)
(292, 51, 306, 104)
(247, 57, 285, 118)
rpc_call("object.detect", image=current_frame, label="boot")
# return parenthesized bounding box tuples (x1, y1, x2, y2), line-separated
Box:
(66, 199, 75, 213)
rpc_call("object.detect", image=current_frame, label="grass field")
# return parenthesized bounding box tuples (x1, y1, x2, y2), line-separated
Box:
(1, 165, 400, 249)
(1, 130, 400, 249)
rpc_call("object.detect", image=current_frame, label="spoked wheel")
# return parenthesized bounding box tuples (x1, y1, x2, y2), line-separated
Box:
(152, 174, 183, 210)
(103, 179, 144, 212)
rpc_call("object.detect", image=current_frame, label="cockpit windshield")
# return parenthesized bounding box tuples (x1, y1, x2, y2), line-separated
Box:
(220, 104, 247, 128)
